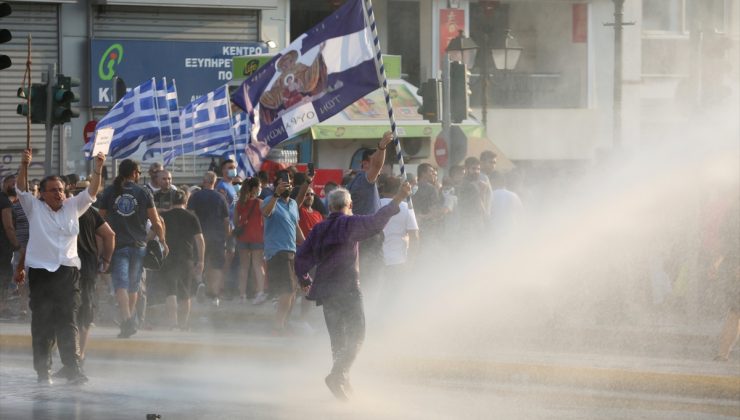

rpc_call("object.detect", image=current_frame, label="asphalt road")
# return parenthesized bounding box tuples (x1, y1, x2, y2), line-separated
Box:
(2, 353, 738, 420)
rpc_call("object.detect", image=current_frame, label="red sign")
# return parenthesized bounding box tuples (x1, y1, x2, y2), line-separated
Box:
(439, 9, 466, 67)
(83, 120, 97, 144)
(572, 4, 588, 43)
(434, 135, 449, 168)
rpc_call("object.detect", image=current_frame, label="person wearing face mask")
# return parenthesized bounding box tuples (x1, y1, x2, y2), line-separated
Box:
(234, 178, 266, 305)
(261, 170, 307, 333)
(216, 159, 241, 298)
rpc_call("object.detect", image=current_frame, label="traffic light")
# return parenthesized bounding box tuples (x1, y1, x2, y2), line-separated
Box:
(51, 74, 80, 124)
(17, 83, 48, 124)
(417, 78, 440, 123)
(449, 62, 471, 123)
(0, 2, 11, 71)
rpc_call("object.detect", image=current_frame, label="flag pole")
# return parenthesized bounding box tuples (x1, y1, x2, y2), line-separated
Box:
(362, 0, 409, 183)
(153, 78, 165, 165)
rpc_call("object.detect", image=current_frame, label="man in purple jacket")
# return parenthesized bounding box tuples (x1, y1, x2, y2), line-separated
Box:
(295, 181, 411, 401)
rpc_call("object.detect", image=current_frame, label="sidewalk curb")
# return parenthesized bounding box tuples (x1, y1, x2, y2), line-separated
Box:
(3, 332, 738, 400)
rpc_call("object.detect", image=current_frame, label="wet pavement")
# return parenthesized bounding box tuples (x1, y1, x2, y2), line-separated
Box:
(1, 296, 739, 419)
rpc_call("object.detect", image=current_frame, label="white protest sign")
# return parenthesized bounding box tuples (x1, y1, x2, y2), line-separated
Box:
(92, 127, 114, 156)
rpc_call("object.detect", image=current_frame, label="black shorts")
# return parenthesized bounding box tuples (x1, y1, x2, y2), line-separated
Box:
(266, 251, 297, 295)
(205, 240, 226, 268)
(78, 268, 97, 328)
(161, 259, 194, 300)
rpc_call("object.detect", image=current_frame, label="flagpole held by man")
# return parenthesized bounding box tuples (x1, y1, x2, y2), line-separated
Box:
(295, 180, 412, 400)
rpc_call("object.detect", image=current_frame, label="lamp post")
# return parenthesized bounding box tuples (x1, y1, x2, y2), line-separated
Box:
(473, 29, 523, 128)
(443, 31, 478, 169)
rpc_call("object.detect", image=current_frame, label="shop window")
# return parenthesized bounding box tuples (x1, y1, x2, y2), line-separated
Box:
(642, 0, 686, 33)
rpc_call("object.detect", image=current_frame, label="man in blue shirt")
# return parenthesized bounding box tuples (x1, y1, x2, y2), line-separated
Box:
(216, 159, 240, 297)
(260, 170, 306, 333)
(346, 131, 394, 296)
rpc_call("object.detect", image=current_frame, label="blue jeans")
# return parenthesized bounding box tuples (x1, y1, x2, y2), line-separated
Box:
(110, 246, 146, 293)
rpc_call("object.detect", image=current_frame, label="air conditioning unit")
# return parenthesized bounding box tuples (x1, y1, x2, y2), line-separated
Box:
(400, 137, 430, 160)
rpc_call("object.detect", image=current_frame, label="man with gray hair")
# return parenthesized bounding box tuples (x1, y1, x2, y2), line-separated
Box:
(295, 181, 412, 401)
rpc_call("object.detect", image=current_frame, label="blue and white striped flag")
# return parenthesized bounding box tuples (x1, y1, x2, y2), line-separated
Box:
(231, 0, 379, 171)
(143, 78, 180, 161)
(84, 78, 160, 159)
(163, 84, 234, 165)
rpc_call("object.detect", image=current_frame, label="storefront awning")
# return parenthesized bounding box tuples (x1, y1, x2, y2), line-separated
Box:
(309, 80, 484, 140)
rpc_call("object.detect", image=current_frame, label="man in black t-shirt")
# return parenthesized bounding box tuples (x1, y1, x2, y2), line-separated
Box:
(1, 175, 18, 312)
(75, 207, 114, 362)
(152, 170, 176, 212)
(187, 171, 229, 306)
(161, 190, 204, 329)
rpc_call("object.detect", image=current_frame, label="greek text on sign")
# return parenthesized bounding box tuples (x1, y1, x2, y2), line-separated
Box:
(92, 127, 115, 156)
(283, 102, 319, 137)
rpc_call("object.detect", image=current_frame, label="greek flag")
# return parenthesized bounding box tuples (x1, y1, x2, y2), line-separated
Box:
(143, 78, 180, 161)
(84, 78, 161, 159)
(163, 84, 234, 165)
(231, 0, 379, 171)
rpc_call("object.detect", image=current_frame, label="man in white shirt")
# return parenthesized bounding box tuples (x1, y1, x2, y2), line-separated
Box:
(17, 148, 106, 385)
(378, 176, 418, 318)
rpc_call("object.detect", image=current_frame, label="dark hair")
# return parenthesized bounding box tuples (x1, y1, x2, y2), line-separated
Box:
(273, 170, 291, 187)
(381, 175, 400, 195)
(464, 156, 480, 168)
(172, 189, 187, 206)
(114, 159, 139, 196)
(417, 163, 435, 178)
(480, 150, 498, 161)
(65, 173, 80, 186)
(257, 170, 269, 183)
(293, 172, 307, 187)
(39, 175, 66, 192)
(361, 149, 375, 162)
(220, 159, 235, 171)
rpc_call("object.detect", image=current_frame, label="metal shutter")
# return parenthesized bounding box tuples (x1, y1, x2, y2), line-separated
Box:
(0, 2, 60, 180)
(92, 5, 259, 41)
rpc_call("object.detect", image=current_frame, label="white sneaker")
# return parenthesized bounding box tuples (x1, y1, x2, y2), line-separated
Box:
(252, 292, 268, 305)
(211, 297, 220, 307)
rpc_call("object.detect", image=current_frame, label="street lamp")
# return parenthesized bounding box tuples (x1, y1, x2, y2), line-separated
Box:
(491, 29, 522, 71)
(479, 29, 522, 127)
(446, 30, 478, 68)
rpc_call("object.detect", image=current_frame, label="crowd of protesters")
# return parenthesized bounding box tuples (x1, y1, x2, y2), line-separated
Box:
(0, 132, 738, 391)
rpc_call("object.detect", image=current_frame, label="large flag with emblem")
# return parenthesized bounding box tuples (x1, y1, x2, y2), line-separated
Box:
(84, 78, 161, 159)
(231, 0, 379, 171)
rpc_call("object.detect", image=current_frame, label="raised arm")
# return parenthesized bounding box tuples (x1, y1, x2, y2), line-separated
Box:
(366, 131, 394, 183)
(17, 149, 31, 192)
(262, 181, 289, 217)
(87, 152, 106, 197)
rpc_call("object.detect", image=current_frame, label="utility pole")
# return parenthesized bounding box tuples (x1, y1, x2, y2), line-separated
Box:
(605, 0, 634, 149)
(43, 63, 55, 174)
(441, 53, 452, 172)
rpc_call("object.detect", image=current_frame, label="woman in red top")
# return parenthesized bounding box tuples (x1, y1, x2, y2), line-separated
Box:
(234, 178, 267, 304)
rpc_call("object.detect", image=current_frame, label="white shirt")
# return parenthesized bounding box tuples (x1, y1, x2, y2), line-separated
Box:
(490, 188, 523, 236)
(19, 189, 95, 271)
(379, 198, 419, 266)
